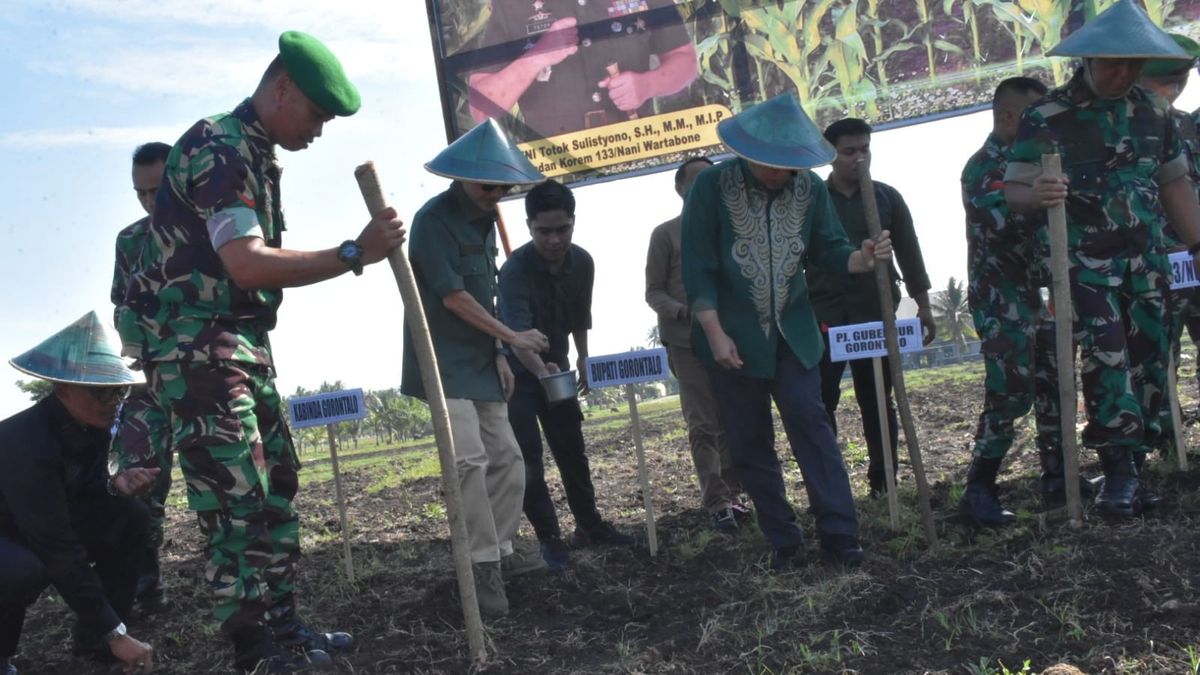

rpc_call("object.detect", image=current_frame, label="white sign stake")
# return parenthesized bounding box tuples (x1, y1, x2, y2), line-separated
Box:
(288, 388, 367, 581)
(587, 348, 669, 556)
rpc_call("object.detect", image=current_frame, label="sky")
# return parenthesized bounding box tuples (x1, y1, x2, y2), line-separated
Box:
(3, 1, 1200, 419)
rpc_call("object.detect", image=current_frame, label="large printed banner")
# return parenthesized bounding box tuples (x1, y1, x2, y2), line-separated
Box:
(427, 0, 1200, 186)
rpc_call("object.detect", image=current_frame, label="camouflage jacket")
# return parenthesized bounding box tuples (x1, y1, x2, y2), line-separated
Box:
(116, 99, 284, 366)
(111, 216, 149, 324)
(1005, 68, 1186, 288)
(1163, 108, 1200, 247)
(962, 132, 1048, 292)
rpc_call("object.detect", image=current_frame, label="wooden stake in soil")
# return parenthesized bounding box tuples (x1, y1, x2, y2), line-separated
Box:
(326, 423, 355, 582)
(1043, 153, 1084, 527)
(1168, 352, 1189, 471)
(354, 162, 487, 665)
(872, 357, 900, 529)
(625, 383, 658, 556)
(857, 162, 938, 549)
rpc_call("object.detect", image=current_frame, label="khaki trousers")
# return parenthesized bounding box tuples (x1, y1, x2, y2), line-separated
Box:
(668, 344, 741, 513)
(446, 399, 526, 563)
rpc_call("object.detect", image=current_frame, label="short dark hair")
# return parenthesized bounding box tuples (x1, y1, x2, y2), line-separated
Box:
(132, 142, 171, 166)
(525, 180, 575, 220)
(992, 76, 1048, 110)
(257, 54, 288, 92)
(823, 118, 872, 146)
(674, 156, 713, 187)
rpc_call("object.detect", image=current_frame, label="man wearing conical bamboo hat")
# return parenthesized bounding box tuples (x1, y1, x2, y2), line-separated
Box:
(403, 119, 551, 617)
(681, 93, 895, 571)
(1004, 0, 1200, 518)
(0, 312, 159, 674)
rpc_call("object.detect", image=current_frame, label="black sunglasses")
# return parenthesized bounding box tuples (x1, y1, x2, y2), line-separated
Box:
(87, 386, 132, 404)
(481, 184, 514, 193)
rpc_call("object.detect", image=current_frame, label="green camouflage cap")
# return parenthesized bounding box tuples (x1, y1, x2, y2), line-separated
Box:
(425, 119, 545, 185)
(1049, 0, 1192, 59)
(10, 311, 140, 386)
(717, 93, 835, 170)
(279, 31, 361, 116)
(1143, 34, 1200, 77)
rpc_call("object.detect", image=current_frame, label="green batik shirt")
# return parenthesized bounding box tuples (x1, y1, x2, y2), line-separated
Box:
(117, 99, 285, 366)
(1005, 68, 1187, 289)
(681, 159, 854, 378)
(111, 215, 149, 325)
(401, 182, 504, 402)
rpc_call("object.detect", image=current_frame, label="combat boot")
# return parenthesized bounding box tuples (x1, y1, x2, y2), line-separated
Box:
(1132, 452, 1163, 511)
(232, 625, 332, 673)
(959, 456, 1016, 526)
(1039, 449, 1102, 505)
(1096, 448, 1140, 518)
(268, 599, 354, 655)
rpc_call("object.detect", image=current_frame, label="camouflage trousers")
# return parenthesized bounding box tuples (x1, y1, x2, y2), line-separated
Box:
(969, 280, 1061, 460)
(1072, 280, 1167, 453)
(144, 361, 301, 637)
(112, 387, 175, 582)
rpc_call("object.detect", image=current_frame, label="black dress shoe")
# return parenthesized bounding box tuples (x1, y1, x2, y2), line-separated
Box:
(821, 535, 865, 568)
(769, 545, 806, 571)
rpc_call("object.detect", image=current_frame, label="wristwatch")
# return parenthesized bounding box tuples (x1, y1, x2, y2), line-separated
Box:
(102, 622, 128, 643)
(337, 240, 364, 276)
(106, 475, 120, 497)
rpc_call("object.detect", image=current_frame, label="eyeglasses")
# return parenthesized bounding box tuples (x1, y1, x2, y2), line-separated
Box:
(87, 386, 132, 404)
(480, 184, 514, 193)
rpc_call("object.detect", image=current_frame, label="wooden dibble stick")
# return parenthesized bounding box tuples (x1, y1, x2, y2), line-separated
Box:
(1167, 353, 1189, 471)
(1042, 154, 1084, 527)
(354, 162, 487, 665)
(857, 160, 938, 548)
(625, 383, 658, 556)
(871, 357, 901, 529)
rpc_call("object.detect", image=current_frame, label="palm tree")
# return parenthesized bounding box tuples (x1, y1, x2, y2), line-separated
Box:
(930, 277, 974, 355)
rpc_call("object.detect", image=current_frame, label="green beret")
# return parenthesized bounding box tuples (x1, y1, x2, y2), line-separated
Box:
(1144, 34, 1200, 78)
(278, 31, 361, 117)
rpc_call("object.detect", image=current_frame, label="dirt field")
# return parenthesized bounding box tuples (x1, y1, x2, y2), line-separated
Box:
(15, 359, 1200, 674)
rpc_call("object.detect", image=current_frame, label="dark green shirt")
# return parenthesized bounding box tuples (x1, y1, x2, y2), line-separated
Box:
(401, 183, 504, 402)
(807, 181, 931, 327)
(682, 159, 854, 378)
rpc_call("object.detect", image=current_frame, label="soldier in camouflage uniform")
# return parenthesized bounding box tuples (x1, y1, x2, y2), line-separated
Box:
(1004, 0, 1200, 519)
(110, 141, 173, 615)
(959, 77, 1061, 526)
(116, 32, 405, 673)
(1140, 34, 1200, 460)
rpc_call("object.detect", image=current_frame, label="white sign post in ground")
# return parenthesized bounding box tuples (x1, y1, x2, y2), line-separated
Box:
(289, 388, 367, 581)
(586, 347, 670, 557)
(828, 318, 923, 528)
(1167, 250, 1196, 471)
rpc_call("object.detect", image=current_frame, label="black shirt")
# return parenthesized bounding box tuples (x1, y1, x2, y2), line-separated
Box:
(807, 181, 932, 326)
(0, 396, 121, 636)
(498, 242, 594, 385)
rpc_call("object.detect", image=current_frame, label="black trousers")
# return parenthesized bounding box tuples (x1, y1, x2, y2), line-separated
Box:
(0, 495, 149, 657)
(819, 332, 900, 493)
(507, 385, 603, 541)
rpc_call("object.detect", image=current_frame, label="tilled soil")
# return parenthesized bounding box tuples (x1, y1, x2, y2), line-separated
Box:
(14, 361, 1200, 674)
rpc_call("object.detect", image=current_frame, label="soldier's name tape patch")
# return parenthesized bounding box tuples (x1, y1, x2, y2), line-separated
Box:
(828, 318, 924, 363)
(1169, 250, 1199, 290)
